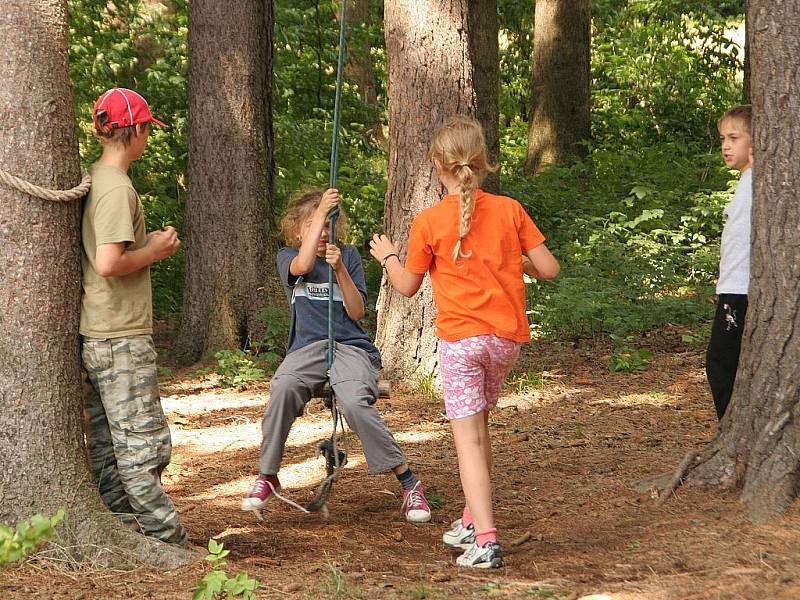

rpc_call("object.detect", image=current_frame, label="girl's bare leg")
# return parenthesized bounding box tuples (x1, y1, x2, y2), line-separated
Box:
(451, 411, 494, 533)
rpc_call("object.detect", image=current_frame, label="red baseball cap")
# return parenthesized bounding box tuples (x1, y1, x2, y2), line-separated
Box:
(92, 88, 167, 133)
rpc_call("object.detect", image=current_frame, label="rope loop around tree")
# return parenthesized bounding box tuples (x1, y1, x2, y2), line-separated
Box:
(0, 167, 91, 202)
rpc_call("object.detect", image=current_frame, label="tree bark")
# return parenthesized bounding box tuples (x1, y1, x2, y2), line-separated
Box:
(525, 0, 591, 174)
(176, 0, 280, 363)
(687, 0, 800, 522)
(0, 0, 193, 568)
(378, 0, 499, 380)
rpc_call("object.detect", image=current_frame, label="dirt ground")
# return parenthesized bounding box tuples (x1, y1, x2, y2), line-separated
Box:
(2, 327, 800, 599)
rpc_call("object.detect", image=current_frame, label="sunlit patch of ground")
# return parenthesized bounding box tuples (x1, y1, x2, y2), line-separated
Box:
(2, 330, 800, 599)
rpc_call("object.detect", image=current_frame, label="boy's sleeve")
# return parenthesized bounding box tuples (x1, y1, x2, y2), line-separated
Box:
(516, 201, 546, 252)
(405, 216, 433, 274)
(276, 247, 299, 287)
(344, 246, 368, 302)
(93, 186, 137, 246)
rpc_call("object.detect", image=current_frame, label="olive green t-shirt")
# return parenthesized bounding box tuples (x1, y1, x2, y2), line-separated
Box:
(80, 163, 153, 338)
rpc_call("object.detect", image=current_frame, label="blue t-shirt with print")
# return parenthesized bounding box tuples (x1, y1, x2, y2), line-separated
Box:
(277, 245, 381, 366)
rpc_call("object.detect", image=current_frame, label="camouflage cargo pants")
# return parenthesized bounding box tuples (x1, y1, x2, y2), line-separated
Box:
(81, 334, 187, 546)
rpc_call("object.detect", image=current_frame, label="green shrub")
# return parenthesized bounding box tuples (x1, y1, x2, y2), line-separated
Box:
(609, 335, 654, 372)
(0, 509, 65, 564)
(252, 305, 291, 373)
(501, 132, 731, 340)
(214, 350, 265, 389)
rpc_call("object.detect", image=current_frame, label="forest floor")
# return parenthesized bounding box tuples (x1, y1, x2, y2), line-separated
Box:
(3, 326, 800, 599)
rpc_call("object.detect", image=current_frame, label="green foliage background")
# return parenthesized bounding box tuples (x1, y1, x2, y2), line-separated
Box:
(67, 0, 746, 344)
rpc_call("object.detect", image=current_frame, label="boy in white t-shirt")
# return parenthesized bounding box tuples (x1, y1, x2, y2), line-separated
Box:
(706, 105, 753, 420)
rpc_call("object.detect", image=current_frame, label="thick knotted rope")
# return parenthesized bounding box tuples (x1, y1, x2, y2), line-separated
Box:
(0, 167, 91, 202)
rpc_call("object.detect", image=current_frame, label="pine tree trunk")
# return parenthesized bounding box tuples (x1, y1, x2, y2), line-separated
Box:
(378, 0, 499, 380)
(0, 0, 193, 568)
(525, 0, 591, 174)
(687, 0, 800, 522)
(176, 0, 280, 363)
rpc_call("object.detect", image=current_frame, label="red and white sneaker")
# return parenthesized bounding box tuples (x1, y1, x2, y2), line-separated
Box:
(241, 474, 281, 512)
(401, 481, 432, 523)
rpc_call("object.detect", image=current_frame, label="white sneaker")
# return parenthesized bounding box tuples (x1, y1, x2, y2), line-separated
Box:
(442, 518, 475, 549)
(456, 541, 504, 569)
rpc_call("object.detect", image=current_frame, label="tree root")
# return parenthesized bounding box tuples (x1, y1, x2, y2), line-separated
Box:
(655, 450, 699, 507)
(42, 508, 203, 571)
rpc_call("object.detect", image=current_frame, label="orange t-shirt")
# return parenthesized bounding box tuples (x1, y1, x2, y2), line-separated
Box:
(405, 190, 545, 342)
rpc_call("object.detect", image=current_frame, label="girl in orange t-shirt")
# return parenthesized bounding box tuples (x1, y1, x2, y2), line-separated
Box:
(369, 115, 559, 568)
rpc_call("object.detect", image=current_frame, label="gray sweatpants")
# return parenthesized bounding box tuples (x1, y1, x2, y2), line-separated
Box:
(260, 340, 406, 475)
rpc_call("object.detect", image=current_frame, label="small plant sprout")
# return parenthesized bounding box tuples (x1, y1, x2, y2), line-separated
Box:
(192, 539, 259, 600)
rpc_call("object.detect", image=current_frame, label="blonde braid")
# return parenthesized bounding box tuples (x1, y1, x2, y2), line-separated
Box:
(427, 115, 497, 261)
(452, 163, 477, 261)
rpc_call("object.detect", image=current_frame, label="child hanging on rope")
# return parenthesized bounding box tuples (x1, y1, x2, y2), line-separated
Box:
(242, 188, 432, 523)
(81, 88, 187, 546)
(370, 115, 560, 568)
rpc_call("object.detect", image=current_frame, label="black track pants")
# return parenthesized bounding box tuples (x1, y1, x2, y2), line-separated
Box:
(705, 294, 748, 420)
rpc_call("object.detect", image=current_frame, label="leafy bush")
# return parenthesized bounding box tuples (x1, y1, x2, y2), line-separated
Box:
(213, 350, 265, 389)
(609, 335, 654, 372)
(501, 122, 735, 339)
(592, 0, 743, 148)
(252, 304, 292, 372)
(0, 509, 65, 564)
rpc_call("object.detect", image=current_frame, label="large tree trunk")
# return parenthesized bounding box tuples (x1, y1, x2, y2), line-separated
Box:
(687, 0, 800, 522)
(176, 0, 279, 363)
(0, 0, 192, 568)
(525, 0, 591, 174)
(378, 0, 499, 380)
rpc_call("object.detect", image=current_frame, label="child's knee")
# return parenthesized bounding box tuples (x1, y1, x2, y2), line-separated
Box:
(268, 374, 311, 413)
(332, 376, 377, 402)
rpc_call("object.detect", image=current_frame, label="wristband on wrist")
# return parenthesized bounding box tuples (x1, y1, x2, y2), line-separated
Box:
(381, 253, 399, 269)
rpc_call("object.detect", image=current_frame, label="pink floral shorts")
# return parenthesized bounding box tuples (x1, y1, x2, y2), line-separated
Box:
(439, 334, 521, 420)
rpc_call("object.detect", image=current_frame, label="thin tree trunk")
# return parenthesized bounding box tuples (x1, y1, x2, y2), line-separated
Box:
(342, 0, 378, 107)
(525, 0, 591, 174)
(743, 0, 751, 103)
(378, 0, 499, 380)
(176, 0, 280, 363)
(339, 0, 385, 144)
(0, 0, 193, 568)
(687, 0, 800, 522)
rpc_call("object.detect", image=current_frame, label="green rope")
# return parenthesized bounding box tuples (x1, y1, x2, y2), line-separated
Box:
(307, 0, 347, 514)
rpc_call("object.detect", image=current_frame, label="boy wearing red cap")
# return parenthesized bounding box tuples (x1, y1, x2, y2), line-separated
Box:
(80, 88, 187, 546)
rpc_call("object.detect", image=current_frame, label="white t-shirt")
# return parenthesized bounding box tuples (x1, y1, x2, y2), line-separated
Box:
(716, 168, 752, 295)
